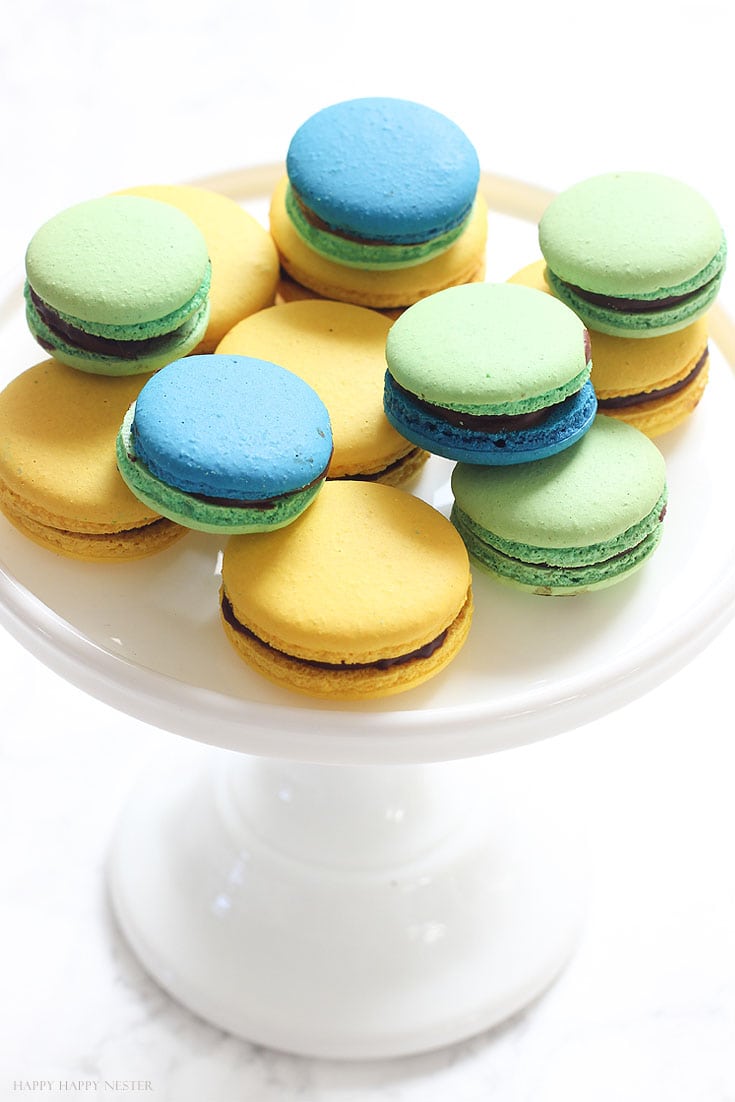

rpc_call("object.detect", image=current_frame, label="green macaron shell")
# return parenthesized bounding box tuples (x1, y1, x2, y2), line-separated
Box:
(25, 195, 211, 328)
(25, 295, 210, 376)
(116, 409, 323, 534)
(385, 283, 591, 415)
(285, 183, 471, 270)
(450, 416, 667, 592)
(539, 172, 725, 297)
(451, 503, 664, 592)
(544, 261, 724, 338)
(23, 263, 211, 342)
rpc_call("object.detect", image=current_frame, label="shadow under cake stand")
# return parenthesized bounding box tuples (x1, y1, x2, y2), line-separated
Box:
(1, 168, 734, 1060)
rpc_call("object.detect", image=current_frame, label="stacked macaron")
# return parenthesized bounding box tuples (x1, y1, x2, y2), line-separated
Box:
(0, 359, 187, 561)
(382, 280, 669, 595)
(383, 282, 597, 465)
(511, 171, 727, 438)
(450, 416, 668, 595)
(270, 97, 488, 314)
(24, 195, 213, 376)
(116, 354, 334, 534)
(13, 187, 289, 561)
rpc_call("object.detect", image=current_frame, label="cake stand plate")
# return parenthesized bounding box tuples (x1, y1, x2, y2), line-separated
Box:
(1, 167, 733, 1058)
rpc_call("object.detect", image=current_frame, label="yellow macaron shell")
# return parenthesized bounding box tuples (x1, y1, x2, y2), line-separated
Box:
(116, 184, 279, 352)
(0, 359, 182, 559)
(269, 175, 488, 310)
(221, 480, 472, 698)
(275, 272, 405, 321)
(216, 300, 422, 481)
(588, 319, 709, 399)
(508, 258, 710, 436)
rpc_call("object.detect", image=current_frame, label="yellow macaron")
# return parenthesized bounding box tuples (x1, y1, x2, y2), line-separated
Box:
(508, 259, 710, 437)
(269, 175, 487, 312)
(220, 480, 473, 700)
(216, 299, 427, 484)
(115, 184, 280, 352)
(0, 359, 186, 560)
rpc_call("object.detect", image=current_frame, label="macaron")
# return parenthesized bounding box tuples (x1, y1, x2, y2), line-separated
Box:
(0, 360, 185, 560)
(216, 299, 427, 484)
(509, 259, 711, 437)
(383, 282, 597, 464)
(285, 97, 480, 268)
(220, 480, 473, 700)
(270, 96, 487, 310)
(450, 416, 668, 595)
(116, 354, 333, 534)
(25, 195, 211, 375)
(115, 184, 279, 352)
(538, 172, 726, 338)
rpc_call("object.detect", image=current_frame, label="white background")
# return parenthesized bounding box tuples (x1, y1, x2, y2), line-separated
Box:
(1, 2, 734, 1100)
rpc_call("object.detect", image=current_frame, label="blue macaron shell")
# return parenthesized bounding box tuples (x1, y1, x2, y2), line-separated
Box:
(131, 355, 333, 500)
(286, 97, 480, 244)
(383, 376, 598, 465)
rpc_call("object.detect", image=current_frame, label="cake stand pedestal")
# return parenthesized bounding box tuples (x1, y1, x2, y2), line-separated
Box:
(109, 745, 584, 1059)
(1, 167, 734, 1062)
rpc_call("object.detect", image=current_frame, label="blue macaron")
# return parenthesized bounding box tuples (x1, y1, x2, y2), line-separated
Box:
(383, 283, 597, 465)
(284, 97, 481, 268)
(116, 354, 333, 533)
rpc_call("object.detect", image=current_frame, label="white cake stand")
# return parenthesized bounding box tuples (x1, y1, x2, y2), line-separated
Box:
(1, 168, 734, 1060)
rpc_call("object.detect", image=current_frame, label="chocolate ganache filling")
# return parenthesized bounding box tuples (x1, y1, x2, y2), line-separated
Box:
(597, 347, 709, 409)
(561, 277, 719, 314)
(291, 188, 468, 247)
(336, 447, 424, 482)
(28, 287, 197, 360)
(390, 378, 551, 432)
(221, 594, 450, 670)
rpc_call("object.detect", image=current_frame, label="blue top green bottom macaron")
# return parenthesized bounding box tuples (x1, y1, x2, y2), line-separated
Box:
(285, 97, 481, 270)
(116, 354, 333, 533)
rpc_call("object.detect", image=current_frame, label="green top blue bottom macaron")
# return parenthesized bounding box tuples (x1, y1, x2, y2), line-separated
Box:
(382, 282, 597, 464)
(384, 374, 597, 464)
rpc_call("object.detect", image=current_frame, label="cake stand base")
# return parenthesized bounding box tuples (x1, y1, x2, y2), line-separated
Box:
(108, 742, 586, 1060)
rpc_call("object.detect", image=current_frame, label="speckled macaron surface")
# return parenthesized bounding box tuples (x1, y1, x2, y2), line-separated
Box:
(216, 299, 425, 483)
(285, 97, 480, 268)
(0, 359, 185, 560)
(115, 184, 279, 352)
(538, 172, 726, 337)
(25, 195, 211, 374)
(451, 416, 668, 594)
(117, 354, 333, 534)
(220, 479, 473, 700)
(384, 282, 596, 463)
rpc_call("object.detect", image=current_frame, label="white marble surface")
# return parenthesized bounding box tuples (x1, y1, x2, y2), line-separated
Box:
(1, 1, 735, 1099)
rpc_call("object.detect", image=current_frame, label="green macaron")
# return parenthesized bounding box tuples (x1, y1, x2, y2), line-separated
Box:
(24, 195, 211, 375)
(538, 172, 726, 338)
(450, 415, 668, 595)
(383, 282, 596, 465)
